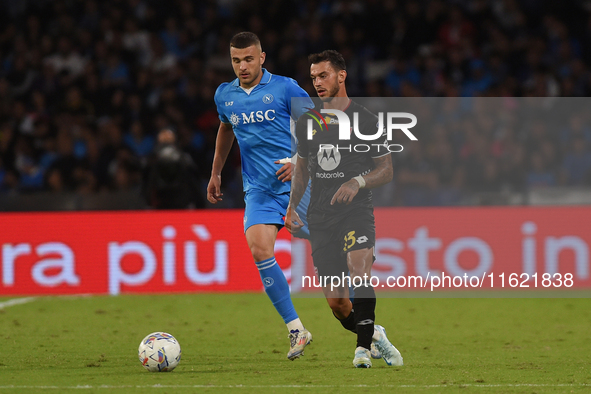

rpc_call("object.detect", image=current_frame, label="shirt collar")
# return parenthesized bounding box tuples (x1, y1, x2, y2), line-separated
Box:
(260, 68, 272, 84)
(232, 68, 272, 87)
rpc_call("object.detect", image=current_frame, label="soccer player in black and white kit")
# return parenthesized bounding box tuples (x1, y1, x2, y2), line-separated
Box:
(286, 50, 403, 368)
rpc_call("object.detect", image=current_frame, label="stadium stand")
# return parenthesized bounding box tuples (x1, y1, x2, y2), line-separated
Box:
(1, 0, 591, 209)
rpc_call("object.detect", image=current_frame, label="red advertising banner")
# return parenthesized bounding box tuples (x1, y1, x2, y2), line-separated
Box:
(1, 207, 590, 296)
(0, 210, 274, 296)
(370, 206, 591, 291)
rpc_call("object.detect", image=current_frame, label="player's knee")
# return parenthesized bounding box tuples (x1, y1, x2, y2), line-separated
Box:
(250, 244, 274, 262)
(327, 298, 350, 317)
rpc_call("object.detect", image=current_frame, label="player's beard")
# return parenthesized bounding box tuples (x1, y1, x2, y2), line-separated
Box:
(319, 82, 341, 102)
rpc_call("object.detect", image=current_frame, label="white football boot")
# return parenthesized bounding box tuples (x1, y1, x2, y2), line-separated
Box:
(370, 342, 382, 359)
(372, 325, 403, 366)
(352, 346, 372, 368)
(287, 329, 312, 360)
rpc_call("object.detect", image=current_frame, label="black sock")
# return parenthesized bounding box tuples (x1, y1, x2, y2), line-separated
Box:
(353, 284, 376, 350)
(334, 309, 356, 333)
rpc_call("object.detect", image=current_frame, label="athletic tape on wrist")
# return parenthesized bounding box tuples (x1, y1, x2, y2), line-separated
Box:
(353, 175, 366, 188)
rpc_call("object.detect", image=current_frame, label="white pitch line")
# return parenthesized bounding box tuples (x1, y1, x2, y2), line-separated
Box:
(0, 297, 36, 309)
(0, 294, 92, 310)
(0, 383, 590, 389)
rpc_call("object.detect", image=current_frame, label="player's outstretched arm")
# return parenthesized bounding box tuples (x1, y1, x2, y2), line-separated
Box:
(331, 154, 393, 205)
(286, 156, 309, 233)
(207, 122, 235, 204)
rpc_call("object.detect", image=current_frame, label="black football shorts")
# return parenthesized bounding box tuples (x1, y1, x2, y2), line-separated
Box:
(309, 209, 376, 279)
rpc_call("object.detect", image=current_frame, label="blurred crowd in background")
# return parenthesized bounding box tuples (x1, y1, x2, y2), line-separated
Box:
(1, 0, 591, 208)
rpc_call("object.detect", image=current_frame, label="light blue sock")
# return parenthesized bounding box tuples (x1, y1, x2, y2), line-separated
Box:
(256, 256, 299, 324)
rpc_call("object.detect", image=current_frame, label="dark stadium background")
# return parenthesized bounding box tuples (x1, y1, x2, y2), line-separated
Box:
(1, 4, 591, 389)
(1, 0, 591, 210)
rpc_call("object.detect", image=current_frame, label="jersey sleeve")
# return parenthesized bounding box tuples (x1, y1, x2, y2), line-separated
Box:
(214, 84, 230, 124)
(295, 114, 310, 158)
(285, 78, 313, 120)
(371, 133, 390, 158)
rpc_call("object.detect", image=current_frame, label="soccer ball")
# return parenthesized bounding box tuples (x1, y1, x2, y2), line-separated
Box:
(138, 332, 182, 372)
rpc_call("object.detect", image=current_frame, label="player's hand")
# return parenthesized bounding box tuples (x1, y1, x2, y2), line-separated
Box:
(274, 160, 293, 182)
(285, 205, 303, 234)
(331, 179, 360, 205)
(207, 174, 223, 204)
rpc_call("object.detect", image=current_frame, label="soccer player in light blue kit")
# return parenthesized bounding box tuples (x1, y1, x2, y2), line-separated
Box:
(207, 32, 312, 360)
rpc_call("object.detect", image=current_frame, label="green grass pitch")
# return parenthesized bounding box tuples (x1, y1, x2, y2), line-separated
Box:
(0, 294, 590, 393)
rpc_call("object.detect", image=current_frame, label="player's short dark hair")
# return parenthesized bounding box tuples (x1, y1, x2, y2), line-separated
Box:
(230, 32, 261, 49)
(308, 50, 346, 71)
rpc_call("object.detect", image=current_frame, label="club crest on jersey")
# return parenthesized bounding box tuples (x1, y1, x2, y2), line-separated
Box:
(262, 94, 274, 104)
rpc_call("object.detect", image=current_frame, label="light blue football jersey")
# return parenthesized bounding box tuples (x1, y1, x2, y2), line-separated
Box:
(214, 69, 312, 194)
